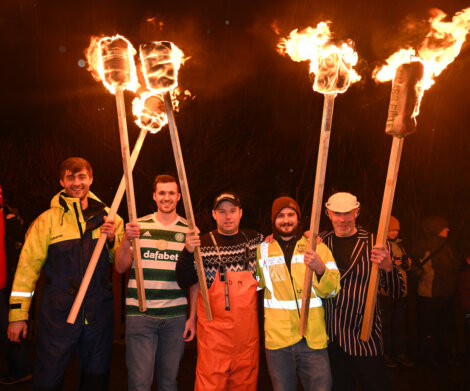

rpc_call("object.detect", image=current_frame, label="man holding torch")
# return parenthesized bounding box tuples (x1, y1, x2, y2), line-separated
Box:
(115, 174, 197, 391)
(320, 192, 403, 391)
(256, 196, 340, 391)
(176, 192, 263, 391)
(7, 157, 124, 390)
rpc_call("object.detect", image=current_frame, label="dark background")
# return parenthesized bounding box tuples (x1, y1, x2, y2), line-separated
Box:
(1, 0, 469, 254)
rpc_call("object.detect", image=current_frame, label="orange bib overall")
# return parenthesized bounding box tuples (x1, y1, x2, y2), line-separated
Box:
(195, 270, 259, 391)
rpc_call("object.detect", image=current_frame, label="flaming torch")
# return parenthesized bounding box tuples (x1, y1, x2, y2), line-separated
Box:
(361, 7, 470, 341)
(139, 41, 213, 321)
(278, 21, 360, 335)
(67, 35, 148, 324)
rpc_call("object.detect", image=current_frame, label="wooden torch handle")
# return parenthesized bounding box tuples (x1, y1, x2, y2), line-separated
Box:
(163, 92, 213, 321)
(114, 87, 147, 313)
(67, 127, 149, 324)
(360, 136, 403, 341)
(299, 93, 335, 336)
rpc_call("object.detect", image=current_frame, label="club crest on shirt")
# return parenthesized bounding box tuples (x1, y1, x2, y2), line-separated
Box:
(175, 232, 185, 242)
(155, 239, 168, 250)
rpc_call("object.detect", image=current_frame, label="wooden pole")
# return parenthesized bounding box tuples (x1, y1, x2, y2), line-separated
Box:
(67, 128, 148, 324)
(114, 87, 146, 313)
(299, 93, 335, 336)
(360, 136, 403, 341)
(163, 92, 213, 321)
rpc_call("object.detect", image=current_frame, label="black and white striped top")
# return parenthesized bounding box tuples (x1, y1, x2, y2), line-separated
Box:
(320, 227, 404, 357)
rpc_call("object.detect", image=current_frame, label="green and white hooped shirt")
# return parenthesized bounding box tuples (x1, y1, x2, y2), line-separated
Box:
(126, 214, 188, 318)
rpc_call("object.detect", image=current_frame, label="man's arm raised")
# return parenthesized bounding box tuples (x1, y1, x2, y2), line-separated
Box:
(115, 222, 140, 273)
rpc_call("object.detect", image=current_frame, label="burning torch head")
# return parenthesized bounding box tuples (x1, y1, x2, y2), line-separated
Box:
(140, 41, 182, 93)
(99, 36, 135, 88)
(278, 22, 360, 95)
(385, 61, 425, 137)
(314, 44, 359, 93)
(132, 92, 168, 134)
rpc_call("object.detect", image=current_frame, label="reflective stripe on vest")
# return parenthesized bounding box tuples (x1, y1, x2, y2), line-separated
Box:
(11, 291, 35, 297)
(260, 242, 322, 310)
(325, 261, 338, 270)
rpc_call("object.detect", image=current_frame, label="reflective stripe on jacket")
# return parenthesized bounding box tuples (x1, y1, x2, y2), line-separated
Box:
(256, 236, 340, 350)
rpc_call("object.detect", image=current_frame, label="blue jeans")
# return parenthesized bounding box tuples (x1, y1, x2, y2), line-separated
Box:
(126, 315, 186, 391)
(265, 338, 332, 391)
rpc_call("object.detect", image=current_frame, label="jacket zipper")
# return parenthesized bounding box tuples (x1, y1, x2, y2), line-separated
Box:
(73, 202, 85, 324)
(287, 265, 301, 318)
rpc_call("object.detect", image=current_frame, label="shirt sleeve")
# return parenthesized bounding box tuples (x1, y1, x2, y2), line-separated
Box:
(175, 248, 198, 289)
(313, 242, 341, 298)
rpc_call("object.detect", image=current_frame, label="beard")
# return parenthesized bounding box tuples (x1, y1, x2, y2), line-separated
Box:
(273, 222, 301, 238)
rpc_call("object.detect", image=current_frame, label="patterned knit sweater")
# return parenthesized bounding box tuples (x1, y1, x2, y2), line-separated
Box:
(176, 229, 264, 289)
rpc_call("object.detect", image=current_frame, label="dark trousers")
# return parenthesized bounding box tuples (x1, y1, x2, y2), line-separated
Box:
(33, 317, 113, 390)
(380, 295, 409, 356)
(0, 288, 31, 379)
(328, 341, 392, 391)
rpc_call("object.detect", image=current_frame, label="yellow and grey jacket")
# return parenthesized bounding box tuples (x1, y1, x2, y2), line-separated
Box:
(9, 191, 123, 325)
(256, 236, 340, 350)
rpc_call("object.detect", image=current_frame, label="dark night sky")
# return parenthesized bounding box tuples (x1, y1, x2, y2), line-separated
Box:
(1, 0, 470, 251)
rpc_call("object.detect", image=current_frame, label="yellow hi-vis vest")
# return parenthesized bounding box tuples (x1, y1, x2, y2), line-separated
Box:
(256, 237, 340, 350)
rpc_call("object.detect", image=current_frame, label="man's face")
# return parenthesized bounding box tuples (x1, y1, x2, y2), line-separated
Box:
(60, 169, 92, 201)
(387, 229, 399, 240)
(212, 201, 242, 235)
(274, 207, 299, 238)
(327, 208, 358, 237)
(153, 182, 180, 214)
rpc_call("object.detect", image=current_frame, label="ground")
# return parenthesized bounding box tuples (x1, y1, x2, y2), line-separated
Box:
(6, 339, 470, 390)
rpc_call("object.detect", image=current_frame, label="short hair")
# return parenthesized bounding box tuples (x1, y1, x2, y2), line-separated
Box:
(153, 174, 179, 193)
(60, 157, 92, 179)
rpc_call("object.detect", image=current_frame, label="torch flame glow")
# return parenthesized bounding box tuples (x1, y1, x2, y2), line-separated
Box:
(374, 8, 470, 95)
(85, 34, 138, 94)
(139, 41, 186, 94)
(132, 92, 168, 134)
(278, 21, 361, 94)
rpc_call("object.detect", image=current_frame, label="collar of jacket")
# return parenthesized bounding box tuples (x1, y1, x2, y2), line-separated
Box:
(51, 191, 106, 220)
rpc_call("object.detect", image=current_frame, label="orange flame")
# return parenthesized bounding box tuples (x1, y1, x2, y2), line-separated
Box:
(85, 34, 138, 94)
(169, 87, 193, 112)
(278, 21, 361, 94)
(374, 8, 470, 91)
(132, 92, 168, 134)
(139, 41, 186, 94)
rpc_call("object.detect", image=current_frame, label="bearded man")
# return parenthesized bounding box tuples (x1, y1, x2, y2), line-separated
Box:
(256, 196, 340, 391)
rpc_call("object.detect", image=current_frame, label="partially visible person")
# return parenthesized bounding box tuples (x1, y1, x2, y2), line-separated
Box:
(257, 196, 340, 391)
(7, 157, 124, 390)
(320, 192, 404, 391)
(412, 216, 460, 366)
(380, 216, 414, 368)
(176, 192, 263, 391)
(0, 188, 32, 385)
(115, 174, 197, 391)
(457, 254, 470, 356)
